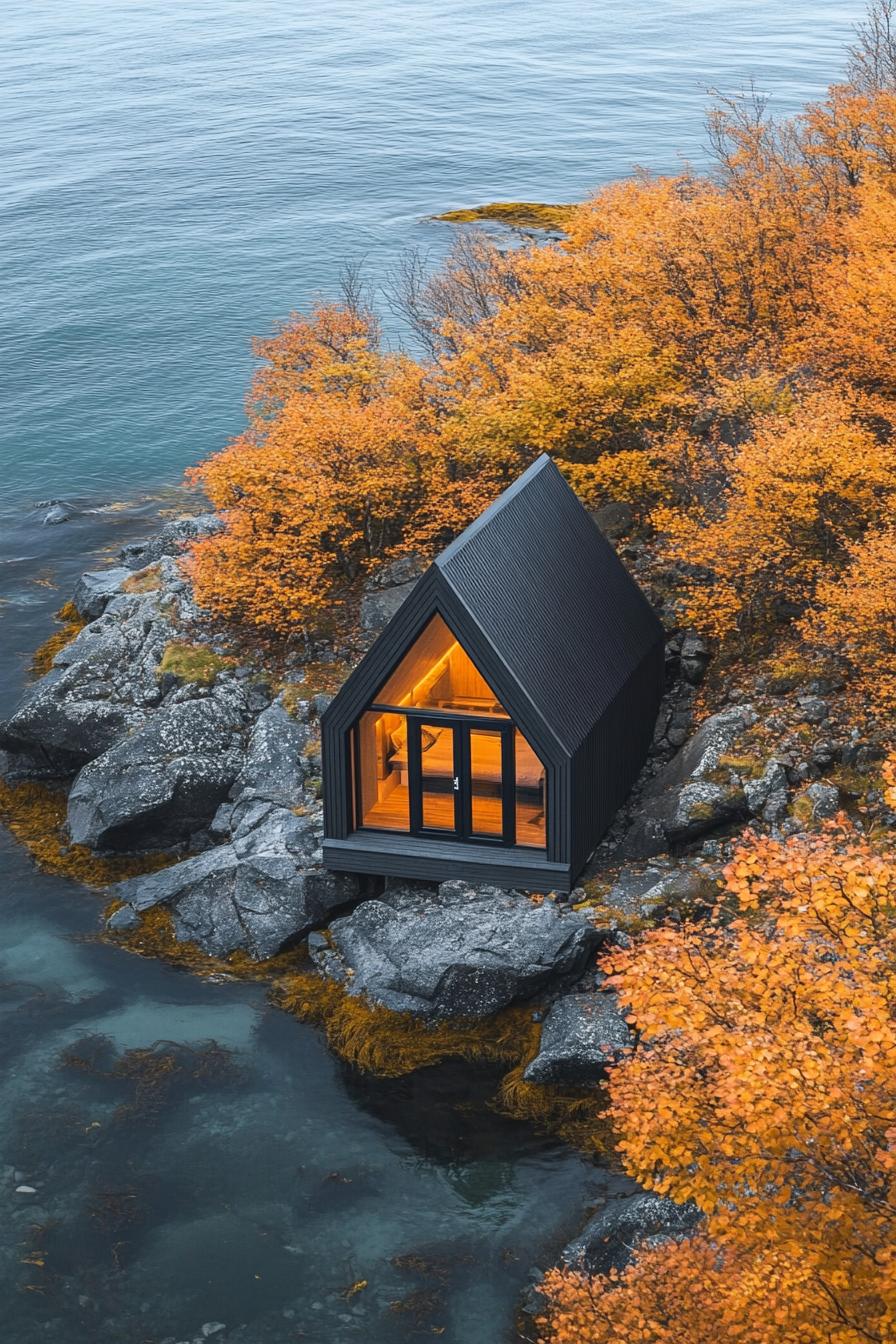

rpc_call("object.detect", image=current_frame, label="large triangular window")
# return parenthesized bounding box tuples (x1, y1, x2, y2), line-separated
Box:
(352, 615, 546, 848)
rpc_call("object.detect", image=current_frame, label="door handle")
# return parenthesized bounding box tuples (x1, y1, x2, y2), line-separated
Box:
(453, 776, 460, 791)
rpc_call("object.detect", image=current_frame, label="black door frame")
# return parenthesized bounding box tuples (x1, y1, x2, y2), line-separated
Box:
(403, 711, 516, 847)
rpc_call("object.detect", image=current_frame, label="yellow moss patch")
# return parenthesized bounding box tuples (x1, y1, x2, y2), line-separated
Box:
(274, 969, 540, 1077)
(30, 602, 86, 677)
(0, 780, 172, 886)
(121, 565, 161, 594)
(434, 201, 575, 231)
(157, 641, 235, 685)
(105, 903, 306, 981)
(496, 1059, 614, 1156)
(717, 753, 765, 779)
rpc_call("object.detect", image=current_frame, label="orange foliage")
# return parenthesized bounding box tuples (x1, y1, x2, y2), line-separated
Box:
(540, 823, 896, 1343)
(189, 16, 896, 654)
(804, 524, 896, 714)
(188, 304, 505, 637)
(654, 391, 896, 643)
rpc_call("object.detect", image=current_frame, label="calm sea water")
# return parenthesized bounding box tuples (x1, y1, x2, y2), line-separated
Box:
(0, 3, 863, 1340)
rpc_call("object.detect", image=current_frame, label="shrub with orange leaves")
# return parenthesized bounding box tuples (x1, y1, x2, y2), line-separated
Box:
(539, 823, 896, 1344)
(803, 524, 896, 715)
(653, 391, 896, 645)
(187, 303, 504, 638)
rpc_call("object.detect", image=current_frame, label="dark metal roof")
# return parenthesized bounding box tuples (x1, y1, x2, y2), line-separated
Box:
(433, 454, 663, 753)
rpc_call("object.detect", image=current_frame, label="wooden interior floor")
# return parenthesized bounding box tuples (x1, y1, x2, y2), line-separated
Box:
(363, 784, 546, 847)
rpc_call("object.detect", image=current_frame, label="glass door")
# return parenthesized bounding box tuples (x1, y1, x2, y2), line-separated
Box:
(465, 725, 512, 841)
(408, 719, 460, 835)
(407, 716, 516, 845)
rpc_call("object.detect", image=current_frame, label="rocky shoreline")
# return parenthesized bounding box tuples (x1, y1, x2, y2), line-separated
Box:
(1, 503, 891, 1304)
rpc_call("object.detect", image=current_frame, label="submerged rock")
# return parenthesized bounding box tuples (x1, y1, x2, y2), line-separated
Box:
(561, 1191, 701, 1276)
(523, 992, 633, 1086)
(67, 682, 249, 849)
(311, 880, 605, 1019)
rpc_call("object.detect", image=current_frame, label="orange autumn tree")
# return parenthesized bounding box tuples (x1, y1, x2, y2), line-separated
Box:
(187, 6, 896, 641)
(187, 303, 503, 638)
(540, 823, 896, 1344)
(804, 523, 896, 716)
(652, 390, 896, 645)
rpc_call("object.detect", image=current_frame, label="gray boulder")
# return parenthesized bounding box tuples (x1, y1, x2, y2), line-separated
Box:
(620, 706, 754, 857)
(0, 592, 176, 772)
(119, 512, 223, 570)
(800, 781, 841, 821)
(365, 554, 427, 590)
(311, 880, 604, 1019)
(606, 866, 717, 920)
(71, 567, 132, 621)
(229, 700, 310, 807)
(360, 581, 420, 634)
(679, 631, 711, 686)
(645, 705, 753, 796)
(590, 501, 633, 540)
(561, 1192, 701, 1276)
(359, 555, 426, 633)
(523, 992, 633, 1086)
(67, 683, 249, 849)
(744, 760, 789, 823)
(603, 867, 666, 918)
(107, 807, 357, 959)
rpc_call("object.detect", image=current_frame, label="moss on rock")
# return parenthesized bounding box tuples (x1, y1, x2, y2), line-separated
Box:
(434, 201, 575, 231)
(157, 641, 234, 685)
(30, 601, 86, 677)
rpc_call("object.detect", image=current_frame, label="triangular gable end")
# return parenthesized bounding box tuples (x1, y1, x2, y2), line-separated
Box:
(322, 566, 564, 771)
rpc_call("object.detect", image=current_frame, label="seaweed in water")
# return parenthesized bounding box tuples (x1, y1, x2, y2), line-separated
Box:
(59, 1034, 245, 1123)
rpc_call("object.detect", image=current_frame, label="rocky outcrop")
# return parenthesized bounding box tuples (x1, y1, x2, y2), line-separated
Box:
(101, 687, 357, 959)
(118, 512, 222, 570)
(560, 1191, 701, 1276)
(619, 706, 756, 858)
(67, 682, 250, 849)
(108, 805, 358, 960)
(0, 589, 178, 774)
(523, 991, 633, 1086)
(359, 554, 427, 634)
(310, 880, 606, 1019)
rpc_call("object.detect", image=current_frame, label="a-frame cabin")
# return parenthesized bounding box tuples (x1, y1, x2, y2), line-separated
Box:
(322, 454, 664, 892)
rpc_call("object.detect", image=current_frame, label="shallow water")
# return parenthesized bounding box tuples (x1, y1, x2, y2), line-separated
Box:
(0, 2, 865, 1339)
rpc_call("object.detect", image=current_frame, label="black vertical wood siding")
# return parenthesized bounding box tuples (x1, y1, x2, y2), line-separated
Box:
(322, 455, 665, 888)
